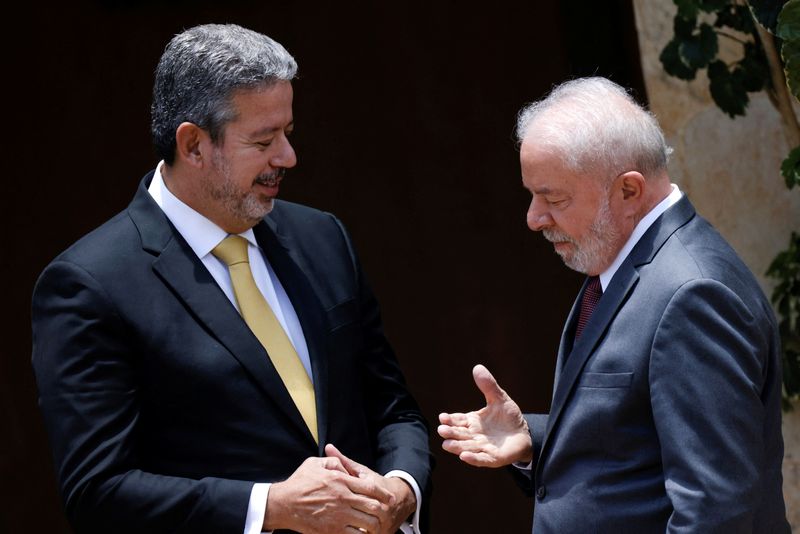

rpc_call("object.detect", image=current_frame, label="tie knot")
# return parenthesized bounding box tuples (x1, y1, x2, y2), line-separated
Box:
(586, 276, 602, 298)
(212, 235, 250, 266)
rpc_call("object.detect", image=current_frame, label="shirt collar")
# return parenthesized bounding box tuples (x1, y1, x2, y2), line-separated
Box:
(598, 183, 682, 290)
(147, 161, 259, 257)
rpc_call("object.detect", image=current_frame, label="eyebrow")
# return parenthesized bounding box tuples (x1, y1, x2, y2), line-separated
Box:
(531, 187, 564, 196)
(250, 121, 294, 138)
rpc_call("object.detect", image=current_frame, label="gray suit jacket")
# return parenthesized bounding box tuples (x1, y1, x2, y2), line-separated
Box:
(518, 196, 789, 533)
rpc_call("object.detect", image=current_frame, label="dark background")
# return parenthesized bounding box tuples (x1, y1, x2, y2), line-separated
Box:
(4, 1, 645, 531)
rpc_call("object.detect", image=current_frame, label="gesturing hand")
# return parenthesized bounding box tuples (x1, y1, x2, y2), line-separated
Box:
(437, 364, 532, 467)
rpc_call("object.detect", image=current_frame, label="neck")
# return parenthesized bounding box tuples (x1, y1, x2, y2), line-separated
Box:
(634, 173, 672, 226)
(161, 162, 255, 234)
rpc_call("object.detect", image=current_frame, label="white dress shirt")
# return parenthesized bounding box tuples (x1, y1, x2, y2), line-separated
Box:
(148, 162, 420, 534)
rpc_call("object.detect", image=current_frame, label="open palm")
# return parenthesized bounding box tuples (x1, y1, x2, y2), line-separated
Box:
(437, 364, 532, 467)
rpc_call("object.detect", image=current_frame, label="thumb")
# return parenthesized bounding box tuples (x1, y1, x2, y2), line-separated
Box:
(473, 364, 507, 405)
(324, 443, 366, 477)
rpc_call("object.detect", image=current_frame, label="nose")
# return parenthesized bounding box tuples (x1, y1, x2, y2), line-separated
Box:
(270, 134, 297, 169)
(526, 196, 553, 232)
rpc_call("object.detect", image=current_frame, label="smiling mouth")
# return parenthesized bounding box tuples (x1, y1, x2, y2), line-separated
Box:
(255, 168, 285, 187)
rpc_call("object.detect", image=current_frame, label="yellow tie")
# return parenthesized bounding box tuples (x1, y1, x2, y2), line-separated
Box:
(212, 235, 318, 443)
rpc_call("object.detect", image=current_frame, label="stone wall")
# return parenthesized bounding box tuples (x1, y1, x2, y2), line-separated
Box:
(632, 0, 800, 527)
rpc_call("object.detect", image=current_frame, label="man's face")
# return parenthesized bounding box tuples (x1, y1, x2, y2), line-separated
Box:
(200, 81, 297, 231)
(520, 141, 623, 276)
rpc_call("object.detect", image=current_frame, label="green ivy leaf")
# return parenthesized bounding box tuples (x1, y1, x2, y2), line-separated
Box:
(767, 233, 800, 339)
(708, 60, 749, 117)
(778, 0, 800, 40)
(715, 4, 756, 33)
(674, 13, 698, 38)
(738, 41, 770, 91)
(675, 0, 702, 20)
(785, 347, 800, 397)
(782, 38, 800, 98)
(699, 0, 730, 12)
(781, 146, 800, 188)
(749, 0, 789, 33)
(660, 38, 698, 80)
(679, 23, 719, 69)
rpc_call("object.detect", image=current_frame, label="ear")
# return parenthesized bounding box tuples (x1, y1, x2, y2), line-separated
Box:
(610, 171, 645, 218)
(618, 171, 645, 199)
(174, 122, 211, 168)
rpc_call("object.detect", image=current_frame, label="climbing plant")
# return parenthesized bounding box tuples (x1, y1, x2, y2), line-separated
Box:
(660, 0, 800, 406)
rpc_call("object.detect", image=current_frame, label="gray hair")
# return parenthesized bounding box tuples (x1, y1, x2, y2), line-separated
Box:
(515, 77, 672, 179)
(151, 24, 297, 164)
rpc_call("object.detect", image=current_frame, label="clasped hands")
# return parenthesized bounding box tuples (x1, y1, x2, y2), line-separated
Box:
(265, 365, 528, 533)
(265, 444, 415, 534)
(437, 364, 533, 467)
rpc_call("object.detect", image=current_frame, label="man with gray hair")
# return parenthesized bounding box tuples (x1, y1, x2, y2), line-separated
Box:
(438, 77, 789, 532)
(32, 23, 431, 534)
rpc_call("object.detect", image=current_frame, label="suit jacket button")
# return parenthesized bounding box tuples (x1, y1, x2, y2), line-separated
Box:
(536, 485, 546, 500)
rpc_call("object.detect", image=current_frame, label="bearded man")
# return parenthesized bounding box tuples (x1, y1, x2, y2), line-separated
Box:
(437, 77, 789, 533)
(32, 23, 431, 534)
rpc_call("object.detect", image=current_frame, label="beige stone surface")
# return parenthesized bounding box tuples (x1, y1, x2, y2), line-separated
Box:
(633, 0, 800, 528)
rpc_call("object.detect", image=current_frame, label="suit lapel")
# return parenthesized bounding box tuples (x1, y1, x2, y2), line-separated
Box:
(127, 175, 319, 447)
(553, 280, 583, 379)
(544, 263, 639, 442)
(254, 215, 330, 451)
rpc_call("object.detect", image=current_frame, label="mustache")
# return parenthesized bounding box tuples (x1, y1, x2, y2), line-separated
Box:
(254, 168, 286, 187)
(542, 228, 574, 244)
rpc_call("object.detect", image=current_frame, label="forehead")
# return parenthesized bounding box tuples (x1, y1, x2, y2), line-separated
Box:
(520, 140, 577, 192)
(519, 139, 608, 206)
(227, 81, 294, 132)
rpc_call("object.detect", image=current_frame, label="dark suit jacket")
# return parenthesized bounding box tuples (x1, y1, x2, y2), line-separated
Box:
(31, 172, 432, 533)
(516, 196, 789, 533)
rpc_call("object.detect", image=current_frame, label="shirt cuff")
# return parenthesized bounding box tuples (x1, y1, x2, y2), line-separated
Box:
(244, 482, 271, 534)
(384, 470, 422, 534)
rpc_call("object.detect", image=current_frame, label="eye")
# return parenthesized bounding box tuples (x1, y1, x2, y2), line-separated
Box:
(254, 140, 273, 149)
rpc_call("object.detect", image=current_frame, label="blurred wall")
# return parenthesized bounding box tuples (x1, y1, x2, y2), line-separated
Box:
(4, 1, 643, 531)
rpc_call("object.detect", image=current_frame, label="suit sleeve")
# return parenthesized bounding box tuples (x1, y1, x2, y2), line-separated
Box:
(650, 279, 771, 533)
(507, 413, 548, 496)
(31, 260, 253, 534)
(331, 216, 433, 529)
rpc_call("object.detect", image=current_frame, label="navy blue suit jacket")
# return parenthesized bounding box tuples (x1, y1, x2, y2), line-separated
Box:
(517, 196, 788, 533)
(31, 172, 432, 533)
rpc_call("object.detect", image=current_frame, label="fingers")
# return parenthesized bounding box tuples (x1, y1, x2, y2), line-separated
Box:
(324, 446, 394, 505)
(437, 422, 478, 441)
(440, 434, 504, 468)
(440, 434, 483, 456)
(325, 443, 367, 478)
(438, 411, 469, 426)
(458, 450, 501, 468)
(341, 507, 380, 534)
(472, 364, 507, 405)
(319, 455, 350, 474)
(343, 471, 394, 504)
(349, 491, 390, 519)
(441, 437, 498, 467)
